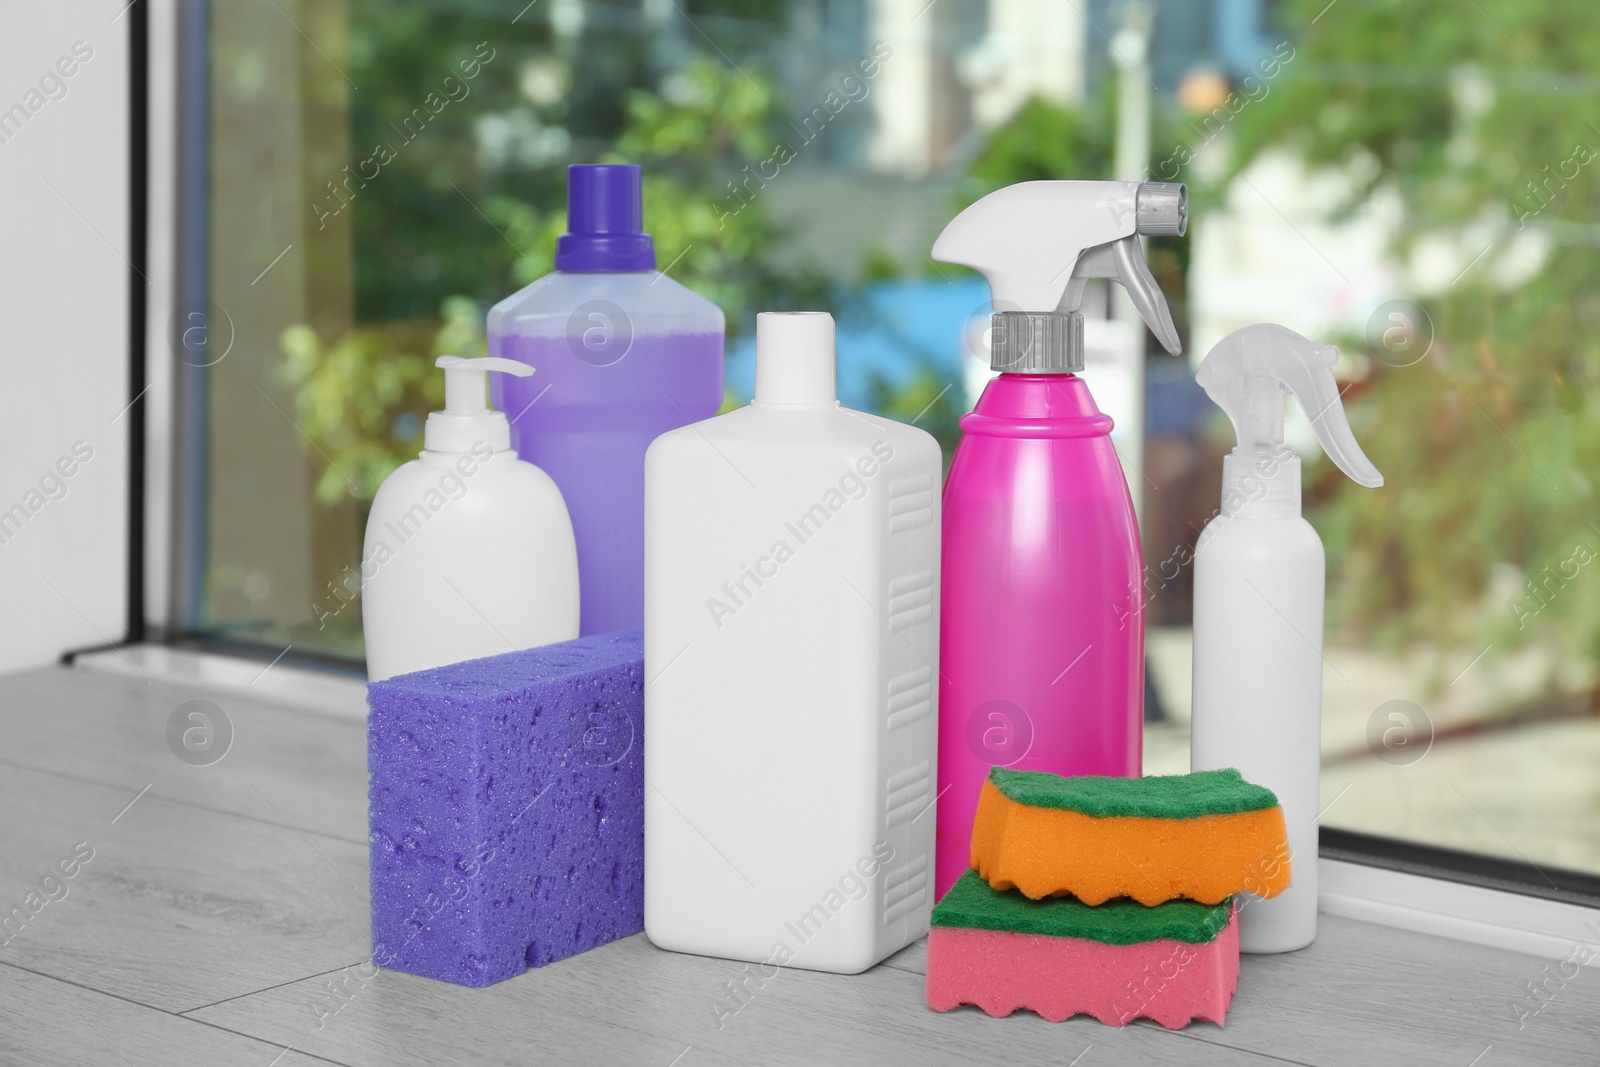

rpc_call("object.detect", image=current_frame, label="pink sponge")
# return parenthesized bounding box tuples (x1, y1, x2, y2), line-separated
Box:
(926, 871, 1239, 1028)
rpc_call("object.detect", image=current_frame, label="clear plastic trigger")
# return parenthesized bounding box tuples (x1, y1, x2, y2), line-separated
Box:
(1278, 349, 1384, 489)
(1197, 323, 1383, 489)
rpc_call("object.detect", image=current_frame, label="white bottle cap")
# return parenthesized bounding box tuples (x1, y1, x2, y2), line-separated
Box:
(425, 355, 532, 453)
(754, 312, 836, 406)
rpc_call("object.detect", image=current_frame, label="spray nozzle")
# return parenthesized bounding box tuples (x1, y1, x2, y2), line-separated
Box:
(931, 179, 1185, 372)
(426, 355, 532, 453)
(1197, 324, 1382, 510)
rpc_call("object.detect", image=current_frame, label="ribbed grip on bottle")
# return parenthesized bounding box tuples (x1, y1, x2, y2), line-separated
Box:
(990, 311, 1084, 373)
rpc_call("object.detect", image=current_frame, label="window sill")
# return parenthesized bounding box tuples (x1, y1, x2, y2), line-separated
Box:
(69, 643, 1600, 960)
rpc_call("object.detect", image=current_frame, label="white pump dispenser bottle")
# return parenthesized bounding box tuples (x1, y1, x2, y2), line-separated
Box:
(362, 355, 579, 682)
(1190, 324, 1383, 953)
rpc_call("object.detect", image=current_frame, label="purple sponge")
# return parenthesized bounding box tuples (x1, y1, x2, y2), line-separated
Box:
(367, 629, 643, 987)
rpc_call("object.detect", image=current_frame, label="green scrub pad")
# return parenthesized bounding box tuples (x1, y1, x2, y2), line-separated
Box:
(926, 872, 1242, 1027)
(988, 767, 1279, 820)
(933, 871, 1233, 945)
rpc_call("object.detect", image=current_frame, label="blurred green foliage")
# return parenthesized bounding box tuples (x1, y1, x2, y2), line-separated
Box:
(281, 38, 829, 515)
(1231, 0, 1600, 660)
(487, 59, 835, 327)
(960, 95, 1117, 199)
(279, 296, 483, 507)
(335, 0, 801, 317)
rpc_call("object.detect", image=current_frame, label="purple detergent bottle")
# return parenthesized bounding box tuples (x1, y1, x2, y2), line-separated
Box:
(490, 164, 725, 634)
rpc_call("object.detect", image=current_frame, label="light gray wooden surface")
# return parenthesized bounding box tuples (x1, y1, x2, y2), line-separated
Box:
(2, 665, 1596, 1066)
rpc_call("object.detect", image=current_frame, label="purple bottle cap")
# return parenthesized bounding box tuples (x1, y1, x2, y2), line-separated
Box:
(555, 164, 657, 273)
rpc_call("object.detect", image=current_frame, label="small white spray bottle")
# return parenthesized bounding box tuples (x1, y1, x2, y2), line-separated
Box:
(363, 356, 579, 682)
(1189, 324, 1383, 953)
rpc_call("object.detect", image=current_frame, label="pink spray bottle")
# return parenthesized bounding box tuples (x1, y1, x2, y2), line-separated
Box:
(931, 180, 1187, 897)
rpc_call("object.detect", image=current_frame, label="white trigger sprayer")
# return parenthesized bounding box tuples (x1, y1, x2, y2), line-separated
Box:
(1197, 323, 1382, 516)
(931, 180, 1185, 368)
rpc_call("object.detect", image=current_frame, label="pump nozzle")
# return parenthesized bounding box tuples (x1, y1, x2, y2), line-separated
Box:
(1197, 324, 1383, 497)
(426, 355, 532, 454)
(932, 180, 1185, 372)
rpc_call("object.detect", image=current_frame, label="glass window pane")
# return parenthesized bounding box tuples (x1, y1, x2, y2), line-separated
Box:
(183, 0, 1600, 881)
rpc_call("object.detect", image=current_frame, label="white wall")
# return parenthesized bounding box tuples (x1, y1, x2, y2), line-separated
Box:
(0, 1, 130, 673)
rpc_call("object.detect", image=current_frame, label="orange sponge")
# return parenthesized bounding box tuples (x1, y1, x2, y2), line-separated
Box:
(970, 768, 1290, 906)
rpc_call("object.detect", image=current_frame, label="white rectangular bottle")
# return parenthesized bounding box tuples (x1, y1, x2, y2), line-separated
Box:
(644, 312, 942, 974)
